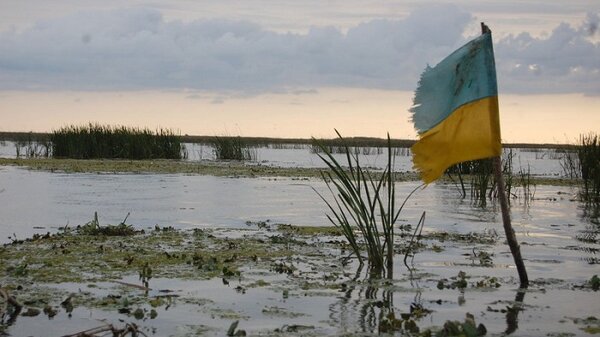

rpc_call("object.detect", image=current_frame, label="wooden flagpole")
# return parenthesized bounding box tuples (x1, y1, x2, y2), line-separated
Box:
(482, 22, 529, 288)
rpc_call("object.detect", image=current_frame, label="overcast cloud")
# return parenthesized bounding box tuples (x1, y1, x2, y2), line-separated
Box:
(0, 5, 598, 95)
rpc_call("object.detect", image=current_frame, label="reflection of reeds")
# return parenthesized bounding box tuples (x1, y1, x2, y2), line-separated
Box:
(314, 131, 414, 274)
(51, 123, 183, 160)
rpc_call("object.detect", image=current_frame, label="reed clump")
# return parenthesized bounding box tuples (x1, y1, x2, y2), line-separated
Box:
(313, 131, 417, 275)
(211, 136, 255, 161)
(577, 133, 600, 203)
(560, 149, 580, 179)
(446, 150, 516, 206)
(51, 123, 183, 160)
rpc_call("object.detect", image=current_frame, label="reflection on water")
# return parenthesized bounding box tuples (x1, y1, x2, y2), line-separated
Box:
(575, 203, 600, 265)
(328, 263, 531, 336)
(505, 290, 526, 335)
(580, 202, 600, 224)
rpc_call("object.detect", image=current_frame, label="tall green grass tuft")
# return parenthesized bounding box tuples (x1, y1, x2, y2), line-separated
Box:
(313, 131, 418, 274)
(51, 123, 183, 160)
(211, 136, 255, 161)
(577, 133, 600, 203)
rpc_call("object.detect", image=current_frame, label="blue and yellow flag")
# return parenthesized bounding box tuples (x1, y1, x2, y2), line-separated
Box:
(410, 32, 501, 183)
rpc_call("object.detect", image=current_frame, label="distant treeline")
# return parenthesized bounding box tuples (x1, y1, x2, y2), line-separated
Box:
(0, 130, 574, 150)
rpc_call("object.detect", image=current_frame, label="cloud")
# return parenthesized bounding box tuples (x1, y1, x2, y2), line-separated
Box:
(0, 6, 598, 95)
(495, 12, 600, 95)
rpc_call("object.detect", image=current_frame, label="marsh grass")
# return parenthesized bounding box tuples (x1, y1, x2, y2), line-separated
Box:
(446, 150, 518, 206)
(447, 158, 493, 206)
(310, 144, 411, 157)
(51, 123, 183, 160)
(313, 131, 419, 274)
(211, 136, 255, 161)
(517, 162, 535, 203)
(560, 150, 580, 179)
(577, 133, 600, 203)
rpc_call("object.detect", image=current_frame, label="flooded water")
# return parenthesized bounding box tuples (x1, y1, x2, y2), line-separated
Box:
(0, 166, 585, 245)
(1, 140, 567, 176)
(1, 152, 598, 336)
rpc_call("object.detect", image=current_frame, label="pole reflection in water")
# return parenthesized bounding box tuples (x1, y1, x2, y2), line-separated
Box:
(329, 264, 426, 335)
(505, 290, 526, 335)
(328, 260, 533, 335)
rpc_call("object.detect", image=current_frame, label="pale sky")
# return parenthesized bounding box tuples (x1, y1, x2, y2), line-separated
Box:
(1, 1, 599, 143)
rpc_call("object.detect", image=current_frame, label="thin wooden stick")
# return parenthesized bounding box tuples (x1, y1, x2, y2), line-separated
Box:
(493, 156, 529, 287)
(482, 21, 529, 287)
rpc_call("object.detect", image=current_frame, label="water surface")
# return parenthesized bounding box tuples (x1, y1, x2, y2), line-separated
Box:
(1, 164, 598, 337)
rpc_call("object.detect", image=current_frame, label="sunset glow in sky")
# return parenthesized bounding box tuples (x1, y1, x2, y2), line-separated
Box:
(1, 1, 599, 143)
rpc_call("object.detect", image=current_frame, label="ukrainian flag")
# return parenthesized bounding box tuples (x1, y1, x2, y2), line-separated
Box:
(410, 32, 501, 184)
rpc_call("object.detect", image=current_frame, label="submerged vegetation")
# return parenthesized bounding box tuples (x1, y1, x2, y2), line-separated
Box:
(1, 214, 597, 336)
(51, 123, 184, 160)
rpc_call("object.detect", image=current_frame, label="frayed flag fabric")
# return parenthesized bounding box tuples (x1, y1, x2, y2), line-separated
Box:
(410, 32, 501, 184)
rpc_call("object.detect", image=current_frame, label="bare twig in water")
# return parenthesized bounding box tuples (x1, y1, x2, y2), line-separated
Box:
(113, 280, 152, 291)
(404, 211, 426, 271)
(62, 322, 148, 337)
